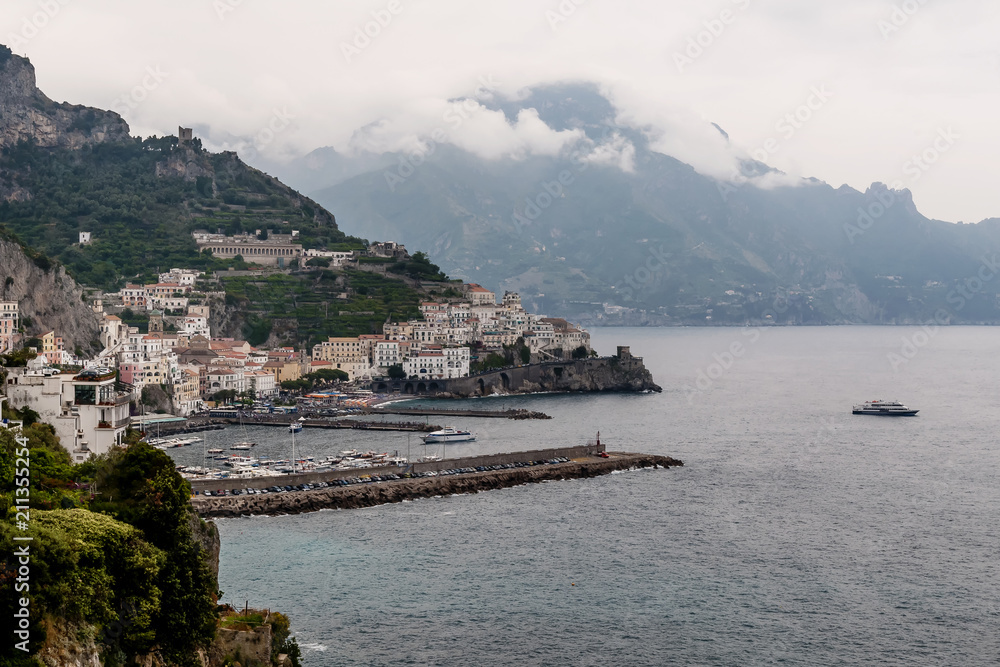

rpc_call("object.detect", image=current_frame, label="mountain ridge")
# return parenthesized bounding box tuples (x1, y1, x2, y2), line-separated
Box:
(0, 46, 447, 347)
(257, 83, 1000, 325)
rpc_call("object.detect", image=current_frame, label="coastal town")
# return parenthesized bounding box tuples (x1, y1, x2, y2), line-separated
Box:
(1, 240, 594, 466)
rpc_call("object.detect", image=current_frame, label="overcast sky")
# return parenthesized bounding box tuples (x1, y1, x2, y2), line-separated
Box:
(4, 0, 999, 222)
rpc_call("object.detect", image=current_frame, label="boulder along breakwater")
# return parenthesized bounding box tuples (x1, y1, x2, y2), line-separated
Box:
(191, 452, 682, 519)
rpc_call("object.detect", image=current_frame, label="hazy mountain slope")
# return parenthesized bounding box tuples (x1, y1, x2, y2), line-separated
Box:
(300, 84, 1000, 325)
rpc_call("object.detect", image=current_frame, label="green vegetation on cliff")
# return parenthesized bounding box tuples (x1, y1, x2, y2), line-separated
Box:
(0, 48, 457, 346)
(0, 134, 453, 346)
(0, 429, 218, 666)
(0, 136, 356, 288)
(221, 267, 426, 343)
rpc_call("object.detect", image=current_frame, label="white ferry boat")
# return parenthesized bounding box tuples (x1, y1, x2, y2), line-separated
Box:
(852, 400, 919, 416)
(423, 427, 476, 443)
(289, 421, 303, 433)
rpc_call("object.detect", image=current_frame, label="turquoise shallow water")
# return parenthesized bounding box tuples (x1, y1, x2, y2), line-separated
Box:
(204, 327, 1000, 666)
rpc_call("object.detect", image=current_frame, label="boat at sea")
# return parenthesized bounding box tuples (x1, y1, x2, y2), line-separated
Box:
(149, 435, 201, 449)
(289, 421, 303, 433)
(230, 442, 255, 450)
(852, 400, 919, 416)
(423, 427, 476, 443)
(207, 448, 224, 454)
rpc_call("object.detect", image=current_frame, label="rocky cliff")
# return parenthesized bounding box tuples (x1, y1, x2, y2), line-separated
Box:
(0, 46, 130, 154)
(32, 515, 223, 667)
(0, 236, 101, 353)
(373, 348, 662, 398)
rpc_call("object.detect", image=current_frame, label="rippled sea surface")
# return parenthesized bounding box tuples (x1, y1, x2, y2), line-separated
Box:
(203, 327, 1000, 666)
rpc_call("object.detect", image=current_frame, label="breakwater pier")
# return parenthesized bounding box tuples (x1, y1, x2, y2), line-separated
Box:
(190, 448, 683, 518)
(369, 406, 551, 419)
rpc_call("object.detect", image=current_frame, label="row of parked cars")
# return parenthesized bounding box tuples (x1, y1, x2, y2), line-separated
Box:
(199, 457, 573, 497)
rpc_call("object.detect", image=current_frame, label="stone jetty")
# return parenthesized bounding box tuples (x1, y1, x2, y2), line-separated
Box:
(191, 452, 682, 519)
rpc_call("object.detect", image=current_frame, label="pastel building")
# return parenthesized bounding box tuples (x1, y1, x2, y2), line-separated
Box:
(0, 301, 18, 353)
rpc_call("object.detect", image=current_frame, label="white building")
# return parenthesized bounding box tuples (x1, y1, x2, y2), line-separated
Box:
(246, 370, 277, 399)
(149, 295, 189, 312)
(180, 315, 211, 338)
(158, 268, 200, 287)
(206, 368, 245, 395)
(374, 340, 402, 370)
(5, 365, 132, 463)
(302, 249, 355, 266)
(448, 303, 471, 327)
(403, 346, 470, 380)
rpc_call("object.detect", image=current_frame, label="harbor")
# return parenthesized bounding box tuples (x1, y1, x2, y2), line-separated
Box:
(162, 403, 658, 492)
(190, 448, 683, 518)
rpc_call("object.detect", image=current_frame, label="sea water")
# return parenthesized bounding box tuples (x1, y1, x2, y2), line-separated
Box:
(198, 327, 1000, 666)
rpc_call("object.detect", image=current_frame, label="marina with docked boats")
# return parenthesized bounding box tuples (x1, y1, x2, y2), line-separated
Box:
(156, 397, 559, 485)
(190, 444, 683, 519)
(165, 399, 681, 518)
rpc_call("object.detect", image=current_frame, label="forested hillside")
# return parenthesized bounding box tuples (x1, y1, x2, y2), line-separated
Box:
(0, 46, 453, 346)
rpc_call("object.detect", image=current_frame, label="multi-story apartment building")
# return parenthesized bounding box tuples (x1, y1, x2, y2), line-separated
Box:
(384, 322, 414, 341)
(403, 345, 470, 380)
(448, 303, 471, 327)
(206, 368, 244, 396)
(174, 369, 203, 416)
(419, 302, 449, 323)
(542, 318, 592, 352)
(5, 363, 132, 463)
(180, 315, 210, 337)
(374, 340, 401, 370)
(465, 283, 496, 306)
(311, 337, 373, 380)
(0, 301, 18, 353)
(120, 284, 147, 308)
(246, 370, 278, 399)
(40, 331, 69, 365)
